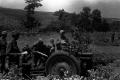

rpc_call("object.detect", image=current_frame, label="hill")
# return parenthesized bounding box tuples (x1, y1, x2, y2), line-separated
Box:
(0, 7, 58, 32)
(1, 7, 120, 32)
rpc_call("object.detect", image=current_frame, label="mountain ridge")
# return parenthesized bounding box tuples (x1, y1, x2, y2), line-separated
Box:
(0, 7, 57, 32)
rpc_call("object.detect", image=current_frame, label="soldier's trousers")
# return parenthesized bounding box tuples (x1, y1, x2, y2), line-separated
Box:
(0, 55, 6, 73)
(8, 54, 20, 67)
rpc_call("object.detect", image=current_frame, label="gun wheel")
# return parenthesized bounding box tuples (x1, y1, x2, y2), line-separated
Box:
(46, 52, 80, 76)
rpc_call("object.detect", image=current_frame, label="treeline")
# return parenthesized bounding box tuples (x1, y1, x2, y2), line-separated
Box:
(48, 7, 111, 32)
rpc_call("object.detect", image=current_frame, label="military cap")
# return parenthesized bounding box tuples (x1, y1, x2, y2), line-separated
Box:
(60, 30, 64, 33)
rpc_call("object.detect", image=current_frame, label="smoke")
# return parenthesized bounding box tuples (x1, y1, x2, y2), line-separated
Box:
(0, 0, 120, 18)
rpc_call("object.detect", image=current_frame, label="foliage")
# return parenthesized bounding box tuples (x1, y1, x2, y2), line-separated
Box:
(54, 7, 111, 32)
(45, 20, 62, 32)
(54, 9, 72, 30)
(70, 7, 93, 52)
(79, 7, 92, 32)
(45, 64, 120, 80)
(1, 59, 120, 80)
(70, 13, 80, 26)
(24, 0, 43, 14)
(92, 52, 116, 66)
(1, 65, 23, 80)
(24, 0, 42, 29)
(71, 28, 93, 53)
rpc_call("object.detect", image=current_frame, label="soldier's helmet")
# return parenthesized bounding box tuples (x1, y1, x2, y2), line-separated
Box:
(1, 31, 7, 37)
(38, 38, 43, 44)
(60, 30, 65, 34)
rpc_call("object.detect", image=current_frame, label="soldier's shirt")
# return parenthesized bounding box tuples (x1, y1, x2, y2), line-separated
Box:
(7, 39, 20, 54)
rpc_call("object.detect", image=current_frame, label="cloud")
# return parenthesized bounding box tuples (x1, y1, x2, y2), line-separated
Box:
(83, 0, 120, 3)
(0, 0, 120, 18)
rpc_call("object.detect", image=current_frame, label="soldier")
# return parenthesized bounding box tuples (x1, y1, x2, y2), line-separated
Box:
(59, 30, 70, 51)
(56, 39, 62, 50)
(31, 38, 49, 67)
(32, 38, 44, 52)
(60, 30, 68, 43)
(111, 32, 115, 43)
(0, 31, 7, 73)
(7, 32, 20, 67)
(47, 38, 56, 56)
(49, 38, 55, 53)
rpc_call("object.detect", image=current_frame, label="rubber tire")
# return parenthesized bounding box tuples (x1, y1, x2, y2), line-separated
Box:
(45, 51, 80, 76)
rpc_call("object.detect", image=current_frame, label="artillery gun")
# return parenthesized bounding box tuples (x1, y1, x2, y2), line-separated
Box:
(6, 41, 93, 78)
(45, 42, 93, 77)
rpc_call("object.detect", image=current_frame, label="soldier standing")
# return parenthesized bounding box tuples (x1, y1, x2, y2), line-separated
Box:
(60, 30, 68, 43)
(32, 38, 45, 53)
(111, 32, 115, 43)
(7, 32, 20, 67)
(32, 38, 49, 66)
(59, 30, 69, 51)
(49, 38, 55, 54)
(56, 39, 62, 50)
(0, 31, 7, 73)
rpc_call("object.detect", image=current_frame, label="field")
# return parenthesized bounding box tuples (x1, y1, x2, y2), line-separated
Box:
(1, 7, 120, 80)
(2, 31, 120, 80)
(13, 32, 120, 53)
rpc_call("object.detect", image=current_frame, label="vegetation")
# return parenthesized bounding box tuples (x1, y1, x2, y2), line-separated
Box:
(53, 7, 110, 32)
(24, 0, 43, 29)
(0, 7, 57, 32)
(0, 6, 119, 32)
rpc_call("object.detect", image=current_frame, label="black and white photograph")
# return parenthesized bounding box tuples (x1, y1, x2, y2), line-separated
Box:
(0, 0, 120, 80)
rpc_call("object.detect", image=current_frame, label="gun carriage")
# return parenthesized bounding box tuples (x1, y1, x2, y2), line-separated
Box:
(7, 42, 93, 77)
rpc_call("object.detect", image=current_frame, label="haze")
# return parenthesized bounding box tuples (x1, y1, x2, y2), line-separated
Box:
(0, 0, 120, 18)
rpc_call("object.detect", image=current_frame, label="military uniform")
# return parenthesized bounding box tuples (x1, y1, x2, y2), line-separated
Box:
(0, 31, 7, 73)
(6, 32, 20, 67)
(60, 30, 68, 43)
(7, 39, 20, 53)
(32, 38, 49, 55)
(0, 38, 7, 73)
(58, 30, 69, 51)
(56, 39, 62, 50)
(49, 38, 55, 54)
(32, 38, 49, 67)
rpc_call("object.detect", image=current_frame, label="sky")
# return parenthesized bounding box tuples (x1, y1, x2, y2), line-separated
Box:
(0, 0, 120, 18)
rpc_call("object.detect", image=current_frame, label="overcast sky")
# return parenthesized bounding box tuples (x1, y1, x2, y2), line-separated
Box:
(0, 0, 120, 18)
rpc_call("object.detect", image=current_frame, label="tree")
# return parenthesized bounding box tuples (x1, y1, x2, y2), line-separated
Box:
(54, 9, 65, 21)
(101, 19, 110, 32)
(70, 13, 80, 26)
(79, 7, 92, 32)
(91, 9, 102, 31)
(71, 7, 93, 53)
(71, 26, 92, 53)
(24, 0, 43, 29)
(24, 0, 42, 14)
(54, 9, 71, 30)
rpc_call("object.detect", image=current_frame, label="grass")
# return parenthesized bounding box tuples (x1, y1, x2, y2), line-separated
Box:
(5, 31, 120, 54)
(0, 7, 57, 32)
(2, 31, 120, 80)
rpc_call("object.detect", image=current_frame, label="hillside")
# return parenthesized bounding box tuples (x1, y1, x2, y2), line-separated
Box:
(1, 7, 120, 32)
(0, 7, 58, 32)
